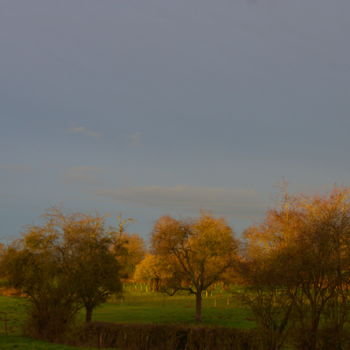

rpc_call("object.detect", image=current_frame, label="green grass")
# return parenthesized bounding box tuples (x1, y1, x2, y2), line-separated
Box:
(0, 296, 27, 335)
(93, 291, 254, 328)
(0, 286, 254, 349)
(0, 297, 111, 349)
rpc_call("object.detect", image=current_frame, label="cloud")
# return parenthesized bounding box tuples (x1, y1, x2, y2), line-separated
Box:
(64, 166, 104, 185)
(0, 164, 31, 172)
(94, 185, 267, 219)
(68, 126, 101, 139)
(129, 132, 142, 146)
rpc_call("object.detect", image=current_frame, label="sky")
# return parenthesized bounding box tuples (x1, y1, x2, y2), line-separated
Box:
(1, 0, 350, 243)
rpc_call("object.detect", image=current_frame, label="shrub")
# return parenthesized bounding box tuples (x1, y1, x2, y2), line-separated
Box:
(69, 322, 262, 350)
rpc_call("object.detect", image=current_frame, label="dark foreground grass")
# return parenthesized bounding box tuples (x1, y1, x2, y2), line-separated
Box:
(0, 335, 117, 350)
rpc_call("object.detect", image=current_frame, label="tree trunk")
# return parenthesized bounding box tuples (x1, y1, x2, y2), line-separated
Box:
(195, 292, 202, 323)
(85, 305, 93, 323)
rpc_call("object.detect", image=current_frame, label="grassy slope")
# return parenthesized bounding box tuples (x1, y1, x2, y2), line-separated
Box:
(0, 287, 254, 349)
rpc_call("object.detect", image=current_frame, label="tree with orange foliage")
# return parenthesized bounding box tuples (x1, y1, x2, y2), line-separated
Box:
(0, 208, 123, 337)
(114, 233, 145, 279)
(151, 213, 238, 322)
(111, 216, 146, 280)
(134, 254, 171, 291)
(242, 187, 350, 350)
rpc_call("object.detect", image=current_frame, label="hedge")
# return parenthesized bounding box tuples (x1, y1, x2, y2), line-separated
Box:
(69, 322, 262, 350)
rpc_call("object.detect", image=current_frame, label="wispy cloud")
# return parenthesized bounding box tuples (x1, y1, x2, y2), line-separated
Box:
(64, 166, 104, 185)
(68, 126, 101, 139)
(0, 164, 31, 172)
(94, 185, 267, 219)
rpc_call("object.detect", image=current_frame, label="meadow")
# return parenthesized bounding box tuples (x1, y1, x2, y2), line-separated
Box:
(0, 284, 254, 349)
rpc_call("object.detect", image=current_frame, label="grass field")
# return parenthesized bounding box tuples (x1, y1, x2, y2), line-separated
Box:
(0, 285, 254, 349)
(95, 289, 254, 328)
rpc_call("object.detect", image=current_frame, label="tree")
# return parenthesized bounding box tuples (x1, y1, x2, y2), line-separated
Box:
(151, 213, 238, 322)
(0, 208, 124, 337)
(242, 187, 350, 350)
(286, 188, 350, 350)
(61, 215, 122, 322)
(134, 254, 171, 291)
(0, 225, 79, 340)
(114, 233, 145, 280)
(44, 208, 123, 323)
(110, 216, 145, 280)
(238, 243, 298, 350)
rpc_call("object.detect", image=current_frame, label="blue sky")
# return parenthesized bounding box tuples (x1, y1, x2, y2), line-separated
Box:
(1, 0, 350, 242)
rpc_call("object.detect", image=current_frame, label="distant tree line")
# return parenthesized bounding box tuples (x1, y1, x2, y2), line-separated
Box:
(1, 187, 350, 350)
